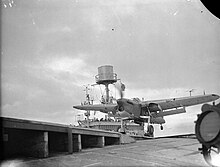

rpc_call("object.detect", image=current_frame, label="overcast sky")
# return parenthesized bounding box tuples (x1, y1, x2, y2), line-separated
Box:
(1, 0, 220, 136)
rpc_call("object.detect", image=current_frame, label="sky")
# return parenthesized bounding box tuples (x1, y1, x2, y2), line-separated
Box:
(1, 0, 220, 136)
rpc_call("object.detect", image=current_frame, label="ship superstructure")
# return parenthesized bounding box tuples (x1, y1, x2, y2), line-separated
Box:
(76, 65, 146, 136)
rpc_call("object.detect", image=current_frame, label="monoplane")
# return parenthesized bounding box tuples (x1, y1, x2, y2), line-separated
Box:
(73, 86, 219, 136)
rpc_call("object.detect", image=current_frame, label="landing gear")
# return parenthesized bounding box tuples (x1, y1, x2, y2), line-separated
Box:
(144, 125, 154, 137)
(141, 115, 154, 137)
(160, 125, 163, 130)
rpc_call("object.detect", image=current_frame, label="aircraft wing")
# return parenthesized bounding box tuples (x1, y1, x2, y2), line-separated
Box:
(73, 103, 118, 113)
(73, 94, 219, 118)
(144, 94, 219, 112)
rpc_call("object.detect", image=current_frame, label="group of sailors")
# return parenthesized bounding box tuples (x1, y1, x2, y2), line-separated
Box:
(92, 118, 119, 122)
(84, 117, 121, 122)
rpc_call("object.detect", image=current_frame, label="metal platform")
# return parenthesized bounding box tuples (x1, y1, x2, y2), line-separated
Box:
(1, 117, 121, 159)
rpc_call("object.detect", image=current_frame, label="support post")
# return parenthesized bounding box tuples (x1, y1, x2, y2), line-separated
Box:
(97, 136, 105, 148)
(105, 84, 109, 103)
(42, 132, 49, 158)
(31, 131, 48, 158)
(68, 127, 73, 154)
(73, 134, 82, 152)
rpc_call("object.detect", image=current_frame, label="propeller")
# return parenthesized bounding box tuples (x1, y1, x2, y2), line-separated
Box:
(115, 81, 125, 99)
(113, 81, 126, 112)
(114, 81, 140, 115)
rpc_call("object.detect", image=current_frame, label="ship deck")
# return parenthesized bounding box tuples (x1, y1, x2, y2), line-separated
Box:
(1, 137, 208, 167)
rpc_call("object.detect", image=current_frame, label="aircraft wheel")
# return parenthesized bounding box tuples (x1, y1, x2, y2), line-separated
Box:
(147, 125, 154, 137)
(160, 125, 163, 130)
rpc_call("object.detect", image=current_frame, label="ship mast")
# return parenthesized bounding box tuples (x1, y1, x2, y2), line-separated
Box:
(83, 85, 91, 127)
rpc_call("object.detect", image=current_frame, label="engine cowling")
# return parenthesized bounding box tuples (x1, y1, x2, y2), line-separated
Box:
(116, 98, 142, 117)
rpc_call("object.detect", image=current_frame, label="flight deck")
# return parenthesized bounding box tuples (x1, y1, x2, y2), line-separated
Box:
(1, 137, 208, 167)
(1, 116, 209, 166)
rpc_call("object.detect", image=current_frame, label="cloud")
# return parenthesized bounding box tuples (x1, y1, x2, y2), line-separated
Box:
(40, 25, 73, 35)
(1, 55, 91, 123)
(1, 0, 220, 134)
(80, 0, 139, 34)
(45, 57, 85, 73)
(42, 55, 96, 86)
